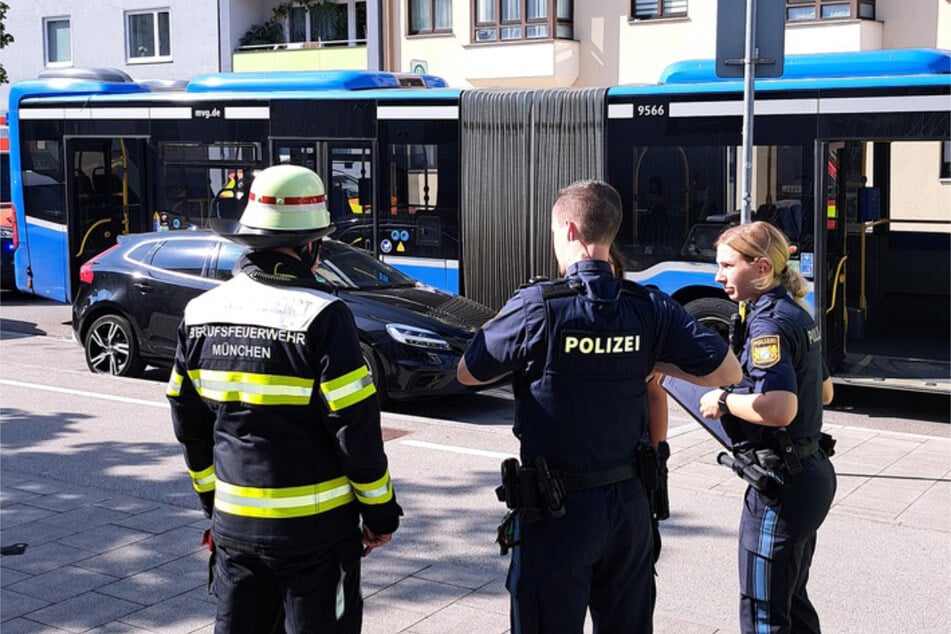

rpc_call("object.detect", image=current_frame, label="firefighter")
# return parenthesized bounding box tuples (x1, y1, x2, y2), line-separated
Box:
(457, 180, 740, 633)
(167, 164, 401, 633)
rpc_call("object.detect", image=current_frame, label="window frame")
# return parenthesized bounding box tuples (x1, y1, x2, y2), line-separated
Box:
(43, 17, 72, 67)
(631, 0, 688, 21)
(940, 141, 951, 181)
(785, 0, 875, 22)
(409, 0, 453, 36)
(286, 0, 367, 46)
(472, 0, 574, 44)
(125, 8, 172, 63)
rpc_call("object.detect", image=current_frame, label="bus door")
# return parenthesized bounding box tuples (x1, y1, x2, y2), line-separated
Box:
(273, 141, 376, 252)
(66, 137, 147, 298)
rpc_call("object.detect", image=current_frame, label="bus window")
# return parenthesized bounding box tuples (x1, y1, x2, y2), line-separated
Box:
(23, 140, 66, 224)
(157, 142, 259, 229)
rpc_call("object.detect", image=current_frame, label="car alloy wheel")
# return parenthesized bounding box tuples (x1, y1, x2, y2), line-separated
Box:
(84, 314, 146, 377)
(360, 341, 387, 406)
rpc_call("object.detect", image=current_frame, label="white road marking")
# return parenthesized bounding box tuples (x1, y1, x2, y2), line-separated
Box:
(398, 439, 514, 460)
(0, 380, 168, 409)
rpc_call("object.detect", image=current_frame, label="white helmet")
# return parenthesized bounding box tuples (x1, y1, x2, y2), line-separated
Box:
(211, 164, 335, 248)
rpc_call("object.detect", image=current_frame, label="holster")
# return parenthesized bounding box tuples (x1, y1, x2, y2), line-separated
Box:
(718, 448, 784, 506)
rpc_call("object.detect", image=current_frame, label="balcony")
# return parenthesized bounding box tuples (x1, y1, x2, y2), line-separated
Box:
(232, 41, 368, 72)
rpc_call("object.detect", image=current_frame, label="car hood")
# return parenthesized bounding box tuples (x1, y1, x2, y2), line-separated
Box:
(344, 285, 496, 334)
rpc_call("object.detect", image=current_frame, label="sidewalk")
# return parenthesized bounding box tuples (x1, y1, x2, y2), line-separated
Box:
(2, 420, 949, 633)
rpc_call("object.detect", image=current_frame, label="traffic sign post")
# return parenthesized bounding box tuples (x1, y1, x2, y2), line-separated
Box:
(717, 0, 785, 223)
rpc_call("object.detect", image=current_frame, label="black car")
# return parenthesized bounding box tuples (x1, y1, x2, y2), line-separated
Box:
(72, 231, 496, 401)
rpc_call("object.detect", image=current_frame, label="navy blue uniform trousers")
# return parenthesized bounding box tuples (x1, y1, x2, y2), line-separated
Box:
(738, 452, 836, 634)
(507, 479, 654, 634)
(213, 534, 363, 634)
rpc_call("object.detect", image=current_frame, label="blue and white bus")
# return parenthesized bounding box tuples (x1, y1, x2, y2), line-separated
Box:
(8, 50, 950, 392)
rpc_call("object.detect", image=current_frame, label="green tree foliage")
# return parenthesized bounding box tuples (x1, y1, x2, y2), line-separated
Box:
(238, 1, 334, 47)
(0, 2, 14, 84)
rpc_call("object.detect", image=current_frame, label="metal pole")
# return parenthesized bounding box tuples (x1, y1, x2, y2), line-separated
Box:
(740, 0, 757, 224)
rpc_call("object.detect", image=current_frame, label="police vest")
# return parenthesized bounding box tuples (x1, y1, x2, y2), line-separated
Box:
(515, 278, 655, 474)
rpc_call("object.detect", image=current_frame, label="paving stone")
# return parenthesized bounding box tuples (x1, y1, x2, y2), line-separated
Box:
(0, 588, 50, 621)
(43, 507, 132, 532)
(6, 480, 70, 495)
(411, 563, 498, 590)
(898, 511, 951, 533)
(0, 518, 84, 547)
(132, 525, 205, 556)
(57, 524, 152, 552)
(24, 591, 142, 633)
(0, 488, 40, 505)
(455, 579, 509, 615)
(113, 506, 203, 534)
(362, 601, 426, 634)
(0, 504, 57, 529)
(83, 622, 154, 633)
(407, 602, 510, 634)
(92, 498, 161, 515)
(98, 564, 204, 605)
(7, 566, 118, 603)
(368, 577, 470, 616)
(0, 617, 68, 633)
(0, 541, 95, 575)
(73, 542, 180, 578)
(0, 566, 31, 586)
(20, 489, 113, 513)
(119, 595, 215, 634)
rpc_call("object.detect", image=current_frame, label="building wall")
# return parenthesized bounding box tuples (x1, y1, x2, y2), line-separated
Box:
(2, 0, 227, 109)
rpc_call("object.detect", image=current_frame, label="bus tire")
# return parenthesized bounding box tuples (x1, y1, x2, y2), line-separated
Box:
(684, 297, 736, 342)
(360, 342, 387, 407)
(84, 314, 146, 378)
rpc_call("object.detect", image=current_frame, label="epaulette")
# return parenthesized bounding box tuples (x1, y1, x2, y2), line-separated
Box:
(518, 275, 551, 289)
(617, 278, 651, 299)
(540, 278, 584, 300)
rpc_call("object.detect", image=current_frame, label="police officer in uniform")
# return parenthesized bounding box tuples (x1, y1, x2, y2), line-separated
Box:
(457, 180, 741, 633)
(168, 164, 401, 633)
(700, 221, 836, 634)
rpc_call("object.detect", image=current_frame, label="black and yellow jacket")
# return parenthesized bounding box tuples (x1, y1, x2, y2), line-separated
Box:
(167, 250, 400, 554)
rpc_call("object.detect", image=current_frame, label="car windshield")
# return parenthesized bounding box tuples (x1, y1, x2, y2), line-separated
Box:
(215, 238, 417, 290)
(317, 241, 416, 290)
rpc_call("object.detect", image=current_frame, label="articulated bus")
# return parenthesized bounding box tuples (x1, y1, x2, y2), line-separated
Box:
(7, 50, 949, 392)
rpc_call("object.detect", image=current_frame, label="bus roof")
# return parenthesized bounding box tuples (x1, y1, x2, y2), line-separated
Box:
(610, 48, 950, 97)
(185, 69, 448, 92)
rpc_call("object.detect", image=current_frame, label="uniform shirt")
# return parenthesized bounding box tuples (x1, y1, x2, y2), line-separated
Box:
(738, 286, 827, 446)
(464, 259, 728, 471)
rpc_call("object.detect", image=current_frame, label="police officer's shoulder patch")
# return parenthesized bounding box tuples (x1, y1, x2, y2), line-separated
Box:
(750, 335, 781, 368)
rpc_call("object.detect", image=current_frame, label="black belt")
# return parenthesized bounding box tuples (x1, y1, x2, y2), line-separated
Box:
(558, 461, 639, 491)
(794, 443, 820, 459)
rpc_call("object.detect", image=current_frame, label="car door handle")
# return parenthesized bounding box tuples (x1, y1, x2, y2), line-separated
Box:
(133, 282, 153, 293)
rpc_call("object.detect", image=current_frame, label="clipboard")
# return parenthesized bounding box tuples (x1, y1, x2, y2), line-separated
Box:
(660, 375, 733, 449)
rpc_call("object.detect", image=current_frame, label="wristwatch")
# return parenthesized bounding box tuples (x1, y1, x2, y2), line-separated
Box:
(717, 389, 731, 416)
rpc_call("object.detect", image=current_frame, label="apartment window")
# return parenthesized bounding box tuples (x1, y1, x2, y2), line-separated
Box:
(289, 0, 366, 45)
(632, 0, 687, 20)
(127, 9, 171, 61)
(941, 142, 951, 181)
(786, 1, 875, 22)
(410, 0, 452, 35)
(44, 18, 72, 65)
(473, 0, 573, 43)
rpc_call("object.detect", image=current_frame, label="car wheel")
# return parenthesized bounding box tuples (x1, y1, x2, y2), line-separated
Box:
(84, 314, 146, 377)
(360, 342, 387, 406)
(684, 297, 736, 342)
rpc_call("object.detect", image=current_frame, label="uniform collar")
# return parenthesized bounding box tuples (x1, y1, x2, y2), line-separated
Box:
(749, 285, 788, 314)
(566, 259, 613, 279)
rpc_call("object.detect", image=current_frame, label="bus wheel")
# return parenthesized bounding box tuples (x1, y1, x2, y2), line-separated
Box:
(684, 297, 736, 342)
(360, 342, 387, 407)
(84, 314, 146, 378)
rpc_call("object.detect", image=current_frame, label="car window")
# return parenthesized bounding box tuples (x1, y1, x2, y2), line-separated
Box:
(215, 242, 245, 280)
(318, 241, 416, 290)
(125, 241, 158, 263)
(151, 239, 217, 277)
